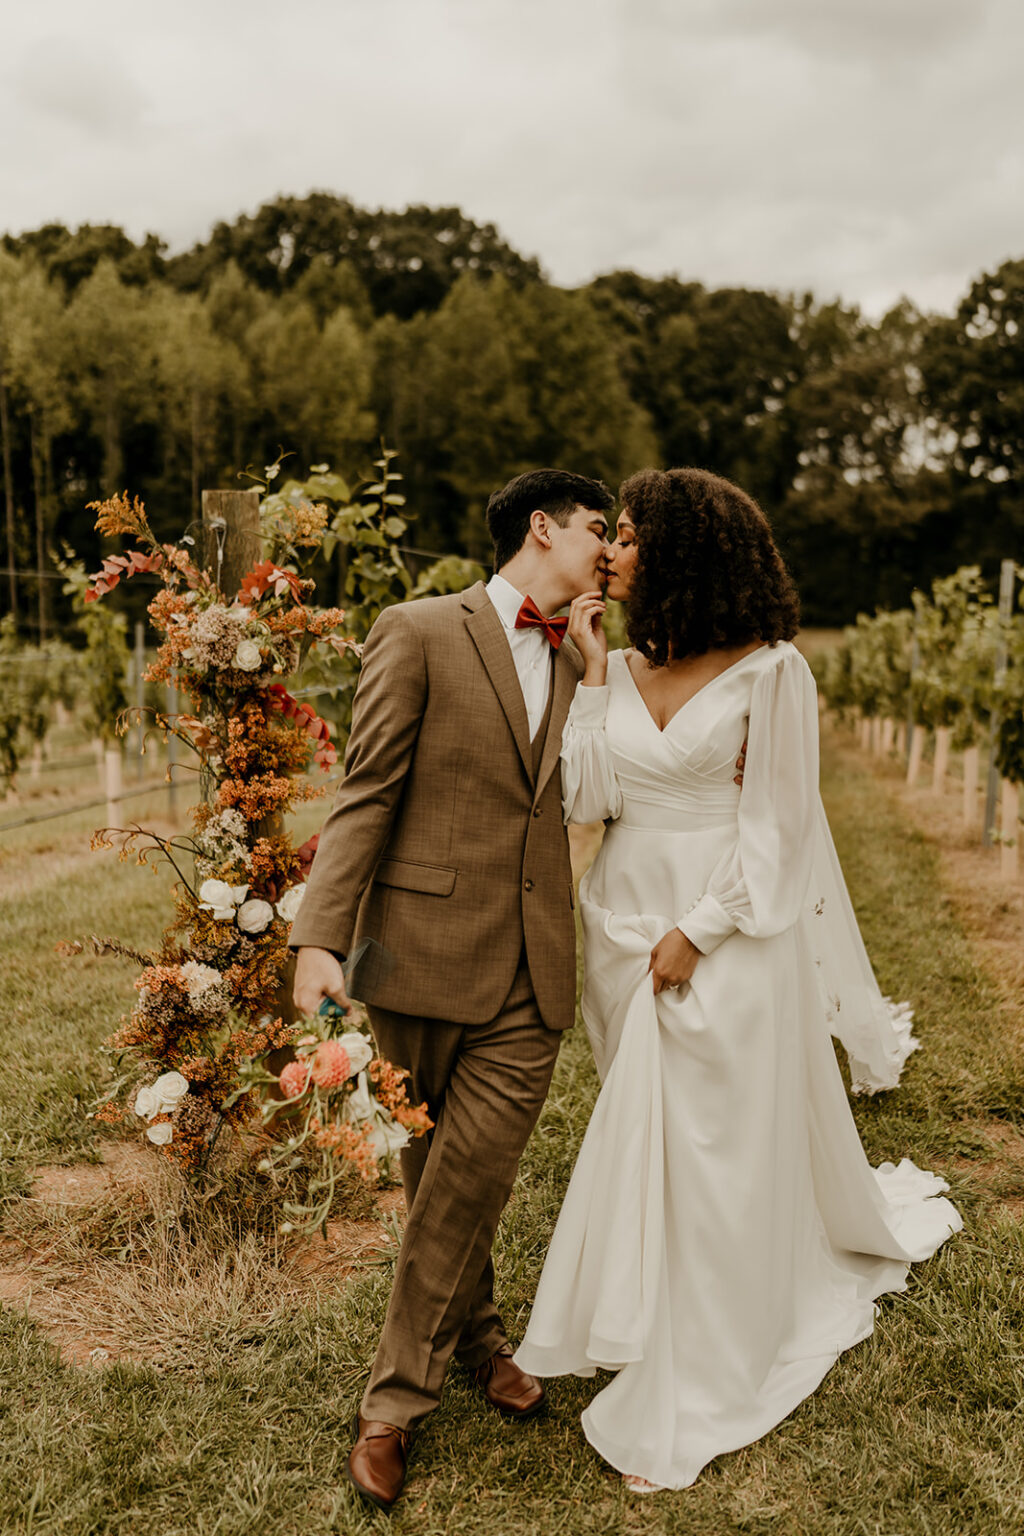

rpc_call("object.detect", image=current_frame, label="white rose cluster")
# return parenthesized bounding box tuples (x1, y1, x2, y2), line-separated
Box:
(135, 1071, 189, 1144)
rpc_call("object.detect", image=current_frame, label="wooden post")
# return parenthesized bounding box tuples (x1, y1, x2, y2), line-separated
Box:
(104, 744, 122, 827)
(201, 489, 261, 602)
(932, 726, 951, 794)
(963, 744, 980, 828)
(906, 725, 927, 787)
(1000, 780, 1019, 880)
(984, 559, 1016, 847)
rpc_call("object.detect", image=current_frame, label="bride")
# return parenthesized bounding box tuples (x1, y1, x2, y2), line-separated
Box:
(514, 467, 961, 1492)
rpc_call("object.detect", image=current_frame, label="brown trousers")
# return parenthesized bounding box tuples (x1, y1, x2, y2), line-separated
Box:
(361, 962, 561, 1429)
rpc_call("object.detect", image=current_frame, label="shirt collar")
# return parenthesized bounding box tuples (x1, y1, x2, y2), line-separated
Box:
(485, 572, 529, 632)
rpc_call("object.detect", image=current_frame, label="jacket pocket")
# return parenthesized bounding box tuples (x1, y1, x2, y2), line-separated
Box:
(374, 857, 458, 897)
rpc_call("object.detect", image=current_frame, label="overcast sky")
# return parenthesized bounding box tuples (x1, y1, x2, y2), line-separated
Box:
(1, 0, 1022, 317)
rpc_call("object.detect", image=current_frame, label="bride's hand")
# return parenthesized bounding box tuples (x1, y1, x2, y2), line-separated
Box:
(648, 929, 700, 994)
(567, 591, 608, 683)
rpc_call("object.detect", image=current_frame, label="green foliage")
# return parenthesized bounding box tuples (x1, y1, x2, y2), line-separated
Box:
(4, 199, 1024, 638)
(409, 554, 487, 598)
(58, 558, 130, 743)
(817, 609, 913, 722)
(991, 578, 1024, 785)
(0, 619, 83, 790)
(911, 567, 998, 738)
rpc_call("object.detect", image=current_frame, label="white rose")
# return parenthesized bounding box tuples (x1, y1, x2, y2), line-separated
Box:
(233, 638, 263, 671)
(276, 884, 306, 924)
(134, 1084, 159, 1120)
(198, 878, 237, 920)
(237, 898, 274, 934)
(152, 1070, 189, 1112)
(146, 1121, 174, 1146)
(347, 1071, 373, 1121)
(336, 1032, 374, 1076)
(366, 1116, 410, 1162)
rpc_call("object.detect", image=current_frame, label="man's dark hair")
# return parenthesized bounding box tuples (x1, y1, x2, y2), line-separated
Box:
(485, 469, 614, 570)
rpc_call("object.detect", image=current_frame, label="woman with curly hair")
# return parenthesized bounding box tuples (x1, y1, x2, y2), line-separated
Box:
(516, 468, 960, 1492)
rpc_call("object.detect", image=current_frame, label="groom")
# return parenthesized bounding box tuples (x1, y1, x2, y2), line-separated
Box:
(290, 468, 614, 1512)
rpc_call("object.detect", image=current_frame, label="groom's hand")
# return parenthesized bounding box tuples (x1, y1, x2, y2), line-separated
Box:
(293, 945, 352, 1017)
(648, 929, 700, 994)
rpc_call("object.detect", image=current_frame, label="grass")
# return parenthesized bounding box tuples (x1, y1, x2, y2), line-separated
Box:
(1, 726, 1023, 1535)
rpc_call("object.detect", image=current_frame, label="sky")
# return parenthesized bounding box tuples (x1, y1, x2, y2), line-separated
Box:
(1, 0, 1022, 317)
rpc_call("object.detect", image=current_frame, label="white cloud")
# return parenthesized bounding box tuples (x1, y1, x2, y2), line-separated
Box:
(0, 0, 1020, 316)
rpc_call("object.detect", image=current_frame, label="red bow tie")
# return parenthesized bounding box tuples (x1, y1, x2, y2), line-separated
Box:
(515, 595, 568, 649)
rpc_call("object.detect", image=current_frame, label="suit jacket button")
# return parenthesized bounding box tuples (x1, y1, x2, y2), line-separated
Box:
(524, 878, 534, 892)
(532, 807, 541, 818)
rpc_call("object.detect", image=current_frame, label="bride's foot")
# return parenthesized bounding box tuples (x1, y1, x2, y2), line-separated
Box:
(623, 1474, 665, 1494)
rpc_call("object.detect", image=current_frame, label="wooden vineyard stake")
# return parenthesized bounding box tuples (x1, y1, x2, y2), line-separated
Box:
(932, 726, 951, 793)
(906, 724, 927, 787)
(1000, 780, 1019, 880)
(963, 744, 980, 827)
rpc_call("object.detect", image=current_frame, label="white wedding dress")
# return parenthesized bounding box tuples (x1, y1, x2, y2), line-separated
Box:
(515, 643, 961, 1490)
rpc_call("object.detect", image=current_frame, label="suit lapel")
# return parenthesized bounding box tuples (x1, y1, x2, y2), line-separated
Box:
(463, 583, 533, 780)
(534, 640, 578, 801)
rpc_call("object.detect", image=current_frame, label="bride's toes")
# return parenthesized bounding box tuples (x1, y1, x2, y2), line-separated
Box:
(622, 1474, 664, 1494)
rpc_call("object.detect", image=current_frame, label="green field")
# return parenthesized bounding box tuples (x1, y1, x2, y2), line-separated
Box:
(1, 722, 1022, 1536)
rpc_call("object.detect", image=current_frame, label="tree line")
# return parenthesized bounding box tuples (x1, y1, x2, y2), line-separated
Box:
(1, 191, 1022, 636)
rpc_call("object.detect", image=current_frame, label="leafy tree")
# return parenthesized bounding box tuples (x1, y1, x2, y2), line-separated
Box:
(2, 223, 166, 293)
(168, 193, 543, 318)
(0, 251, 24, 620)
(7, 265, 74, 637)
(64, 259, 158, 495)
(151, 288, 248, 518)
(244, 299, 375, 470)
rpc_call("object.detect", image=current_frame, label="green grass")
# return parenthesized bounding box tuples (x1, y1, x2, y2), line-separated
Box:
(1, 739, 1023, 1535)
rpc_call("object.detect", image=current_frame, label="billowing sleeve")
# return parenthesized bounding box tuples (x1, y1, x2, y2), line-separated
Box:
(560, 682, 623, 825)
(677, 649, 819, 954)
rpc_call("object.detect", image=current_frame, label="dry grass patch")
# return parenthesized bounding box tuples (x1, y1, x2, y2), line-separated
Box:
(0, 1141, 405, 1371)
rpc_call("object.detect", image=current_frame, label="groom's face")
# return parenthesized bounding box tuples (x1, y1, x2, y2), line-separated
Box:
(548, 505, 610, 598)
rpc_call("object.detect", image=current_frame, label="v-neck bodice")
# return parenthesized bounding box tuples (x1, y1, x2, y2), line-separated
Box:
(597, 645, 781, 830)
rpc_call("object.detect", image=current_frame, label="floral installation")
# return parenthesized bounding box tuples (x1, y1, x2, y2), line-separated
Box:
(76, 462, 430, 1208)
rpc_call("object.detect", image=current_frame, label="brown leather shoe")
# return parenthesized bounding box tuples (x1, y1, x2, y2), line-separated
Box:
(347, 1415, 410, 1513)
(473, 1343, 545, 1418)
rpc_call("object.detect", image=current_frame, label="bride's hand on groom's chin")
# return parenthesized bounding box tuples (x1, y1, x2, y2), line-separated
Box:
(648, 929, 700, 994)
(567, 591, 608, 681)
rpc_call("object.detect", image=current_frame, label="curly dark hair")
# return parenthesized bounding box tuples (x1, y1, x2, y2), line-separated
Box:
(619, 468, 800, 664)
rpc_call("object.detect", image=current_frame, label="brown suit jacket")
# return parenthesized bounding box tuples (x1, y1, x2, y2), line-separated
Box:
(288, 581, 582, 1030)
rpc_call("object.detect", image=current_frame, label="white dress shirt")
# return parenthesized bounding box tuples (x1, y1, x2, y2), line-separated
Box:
(485, 573, 554, 741)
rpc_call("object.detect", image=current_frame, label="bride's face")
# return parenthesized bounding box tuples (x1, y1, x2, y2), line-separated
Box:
(603, 511, 638, 600)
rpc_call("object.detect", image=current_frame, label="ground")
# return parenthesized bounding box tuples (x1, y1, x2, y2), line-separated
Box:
(1, 714, 1022, 1536)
